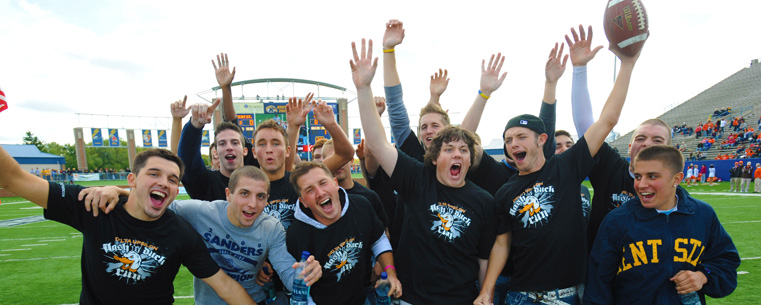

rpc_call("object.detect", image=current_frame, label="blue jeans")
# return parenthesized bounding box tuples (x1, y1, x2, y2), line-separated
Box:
(493, 275, 511, 305)
(506, 288, 579, 305)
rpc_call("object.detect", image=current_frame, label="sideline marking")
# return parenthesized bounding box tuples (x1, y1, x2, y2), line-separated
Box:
(21, 244, 48, 247)
(741, 256, 761, 261)
(724, 220, 761, 224)
(0, 255, 78, 262)
(0, 216, 47, 227)
(2, 248, 31, 251)
(738, 271, 749, 275)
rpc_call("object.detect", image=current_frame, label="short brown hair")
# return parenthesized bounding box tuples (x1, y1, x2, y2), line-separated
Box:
(312, 138, 328, 153)
(290, 161, 333, 195)
(133, 149, 185, 179)
(215, 121, 246, 144)
(424, 126, 479, 168)
(253, 119, 289, 147)
(229, 166, 270, 194)
(555, 130, 573, 140)
(633, 145, 684, 176)
(635, 118, 672, 145)
(418, 103, 450, 128)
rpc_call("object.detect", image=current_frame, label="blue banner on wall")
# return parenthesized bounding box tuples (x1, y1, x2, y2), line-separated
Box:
(158, 130, 167, 147)
(91, 128, 103, 146)
(109, 129, 120, 146)
(142, 130, 152, 147)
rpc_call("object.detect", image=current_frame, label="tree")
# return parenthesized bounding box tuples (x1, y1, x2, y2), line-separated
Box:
(23, 131, 45, 151)
(44, 142, 78, 168)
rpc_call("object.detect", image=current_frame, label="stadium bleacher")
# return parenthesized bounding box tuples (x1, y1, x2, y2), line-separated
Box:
(609, 59, 761, 160)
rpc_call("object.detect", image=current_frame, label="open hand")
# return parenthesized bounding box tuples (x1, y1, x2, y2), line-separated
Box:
(565, 25, 604, 67)
(212, 53, 236, 87)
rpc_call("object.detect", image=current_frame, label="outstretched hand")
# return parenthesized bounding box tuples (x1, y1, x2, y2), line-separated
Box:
(286, 93, 314, 127)
(480, 53, 507, 96)
(374, 96, 386, 116)
(312, 100, 336, 126)
(190, 99, 221, 129)
(430, 69, 450, 99)
(212, 53, 236, 87)
(609, 43, 643, 66)
(565, 25, 604, 67)
(170, 95, 189, 119)
(383, 19, 405, 50)
(356, 139, 366, 160)
(350, 39, 379, 89)
(545, 43, 569, 83)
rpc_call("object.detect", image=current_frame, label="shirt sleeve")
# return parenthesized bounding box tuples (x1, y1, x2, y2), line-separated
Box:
(180, 221, 223, 279)
(43, 182, 91, 232)
(539, 100, 557, 161)
(388, 149, 427, 202)
(583, 213, 622, 305)
(384, 84, 412, 145)
(697, 206, 741, 298)
(268, 221, 298, 291)
(177, 120, 213, 199)
(560, 136, 598, 182)
(571, 65, 595, 137)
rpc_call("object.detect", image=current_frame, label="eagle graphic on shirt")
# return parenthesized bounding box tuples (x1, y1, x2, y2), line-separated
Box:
(510, 183, 555, 229)
(325, 237, 363, 282)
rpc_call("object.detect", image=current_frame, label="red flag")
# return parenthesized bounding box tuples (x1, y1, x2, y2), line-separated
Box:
(0, 87, 7, 113)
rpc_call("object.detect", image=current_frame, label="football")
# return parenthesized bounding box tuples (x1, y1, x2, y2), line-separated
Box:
(603, 0, 649, 57)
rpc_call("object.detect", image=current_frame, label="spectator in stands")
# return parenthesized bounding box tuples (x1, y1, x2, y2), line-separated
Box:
(713, 108, 720, 117)
(696, 123, 703, 138)
(754, 163, 761, 193)
(721, 118, 727, 133)
(714, 153, 722, 160)
(698, 151, 707, 161)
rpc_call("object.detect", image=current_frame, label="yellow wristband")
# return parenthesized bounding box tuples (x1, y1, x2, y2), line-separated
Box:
(383, 48, 395, 53)
(478, 90, 490, 99)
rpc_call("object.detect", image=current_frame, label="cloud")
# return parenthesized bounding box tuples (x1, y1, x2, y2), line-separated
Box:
(16, 99, 76, 113)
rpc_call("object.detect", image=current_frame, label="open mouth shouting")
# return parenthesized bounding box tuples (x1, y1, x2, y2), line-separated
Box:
(450, 163, 462, 177)
(224, 154, 237, 163)
(513, 150, 527, 163)
(149, 190, 168, 209)
(639, 192, 655, 201)
(318, 196, 335, 213)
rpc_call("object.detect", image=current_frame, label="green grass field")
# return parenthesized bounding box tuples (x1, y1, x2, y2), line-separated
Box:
(1, 181, 758, 304)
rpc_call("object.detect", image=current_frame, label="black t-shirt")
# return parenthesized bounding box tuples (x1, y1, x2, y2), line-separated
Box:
(345, 181, 389, 227)
(366, 170, 404, 250)
(467, 150, 518, 196)
(586, 143, 636, 250)
(286, 191, 387, 305)
(263, 172, 300, 231)
(398, 128, 425, 162)
(43, 182, 220, 305)
(390, 150, 496, 305)
(494, 137, 596, 291)
(186, 170, 230, 202)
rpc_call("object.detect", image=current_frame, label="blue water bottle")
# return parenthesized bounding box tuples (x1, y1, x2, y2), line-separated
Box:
(680, 291, 701, 305)
(290, 251, 310, 305)
(375, 271, 391, 305)
(261, 266, 277, 304)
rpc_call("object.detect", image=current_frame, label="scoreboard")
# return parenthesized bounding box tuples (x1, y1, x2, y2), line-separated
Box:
(235, 101, 339, 159)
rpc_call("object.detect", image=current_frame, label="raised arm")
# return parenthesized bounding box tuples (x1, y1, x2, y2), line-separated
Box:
(543, 42, 568, 107)
(428, 69, 449, 106)
(285, 93, 313, 170)
(566, 25, 603, 136)
(212, 53, 237, 122)
(313, 99, 355, 172)
(170, 96, 189, 154)
(461, 53, 507, 133)
(0, 145, 50, 208)
(353, 39, 398, 177)
(381, 19, 413, 145)
(583, 46, 642, 157)
(177, 99, 221, 184)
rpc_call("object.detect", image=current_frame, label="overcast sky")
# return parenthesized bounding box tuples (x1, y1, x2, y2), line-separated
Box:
(1, 0, 758, 148)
